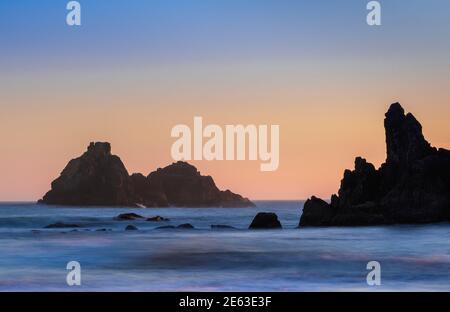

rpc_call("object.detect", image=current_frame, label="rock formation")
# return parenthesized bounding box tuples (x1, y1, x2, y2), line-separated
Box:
(299, 103, 450, 226)
(39, 142, 135, 206)
(114, 213, 144, 221)
(147, 161, 254, 207)
(249, 212, 282, 229)
(39, 142, 254, 208)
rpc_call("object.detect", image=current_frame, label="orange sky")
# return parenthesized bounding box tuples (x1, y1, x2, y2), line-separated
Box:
(1, 62, 449, 201)
(1, 1, 450, 201)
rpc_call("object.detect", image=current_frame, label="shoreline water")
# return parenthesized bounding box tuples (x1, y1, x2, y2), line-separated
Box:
(0, 202, 449, 291)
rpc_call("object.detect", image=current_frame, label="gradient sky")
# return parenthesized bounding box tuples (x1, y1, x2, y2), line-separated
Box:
(1, 0, 450, 201)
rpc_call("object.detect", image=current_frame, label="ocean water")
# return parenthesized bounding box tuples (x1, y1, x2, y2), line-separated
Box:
(0, 201, 449, 291)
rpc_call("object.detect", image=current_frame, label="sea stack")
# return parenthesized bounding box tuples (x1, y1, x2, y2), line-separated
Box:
(299, 102, 450, 226)
(39, 142, 254, 208)
(39, 142, 136, 206)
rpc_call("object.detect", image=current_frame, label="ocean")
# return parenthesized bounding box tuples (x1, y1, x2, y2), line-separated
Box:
(0, 201, 449, 291)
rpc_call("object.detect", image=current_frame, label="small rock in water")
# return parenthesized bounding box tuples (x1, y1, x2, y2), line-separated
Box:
(146, 216, 170, 222)
(44, 222, 80, 229)
(155, 225, 176, 229)
(125, 225, 138, 231)
(249, 212, 282, 229)
(96, 228, 112, 232)
(154, 224, 194, 229)
(177, 223, 194, 229)
(115, 213, 144, 221)
(211, 224, 236, 229)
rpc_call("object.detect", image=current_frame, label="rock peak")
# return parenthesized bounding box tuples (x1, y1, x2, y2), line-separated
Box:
(152, 161, 200, 177)
(385, 102, 404, 118)
(384, 102, 432, 164)
(86, 142, 111, 157)
(354, 157, 375, 172)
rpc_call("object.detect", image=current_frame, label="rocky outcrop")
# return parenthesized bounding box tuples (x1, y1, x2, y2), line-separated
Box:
(299, 196, 335, 226)
(300, 103, 450, 226)
(147, 161, 254, 207)
(39, 143, 254, 208)
(249, 212, 282, 229)
(39, 142, 135, 206)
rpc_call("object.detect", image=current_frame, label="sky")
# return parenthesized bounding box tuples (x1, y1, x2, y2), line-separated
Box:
(1, 0, 450, 201)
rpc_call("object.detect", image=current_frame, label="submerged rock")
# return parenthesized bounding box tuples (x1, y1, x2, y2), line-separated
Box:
(146, 216, 170, 222)
(177, 223, 195, 229)
(39, 143, 254, 208)
(114, 213, 144, 220)
(44, 222, 80, 229)
(211, 224, 236, 229)
(299, 103, 450, 227)
(155, 225, 176, 229)
(249, 212, 282, 229)
(154, 224, 195, 229)
(125, 225, 138, 231)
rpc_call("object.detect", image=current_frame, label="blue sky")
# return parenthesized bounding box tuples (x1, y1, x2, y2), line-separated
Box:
(1, 0, 450, 71)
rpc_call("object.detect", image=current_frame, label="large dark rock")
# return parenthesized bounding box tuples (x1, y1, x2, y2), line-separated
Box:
(249, 212, 282, 229)
(147, 161, 254, 207)
(39, 143, 254, 208)
(39, 142, 136, 206)
(299, 103, 450, 226)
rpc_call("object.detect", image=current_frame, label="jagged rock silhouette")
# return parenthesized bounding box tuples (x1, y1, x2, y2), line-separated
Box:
(300, 103, 450, 226)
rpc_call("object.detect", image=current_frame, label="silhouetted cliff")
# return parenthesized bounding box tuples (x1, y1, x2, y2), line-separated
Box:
(300, 103, 450, 226)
